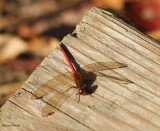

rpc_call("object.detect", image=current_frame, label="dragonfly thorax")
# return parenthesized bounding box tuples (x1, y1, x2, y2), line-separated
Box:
(74, 71, 85, 88)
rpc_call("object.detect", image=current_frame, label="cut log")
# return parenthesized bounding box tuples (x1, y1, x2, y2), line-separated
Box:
(1, 7, 160, 131)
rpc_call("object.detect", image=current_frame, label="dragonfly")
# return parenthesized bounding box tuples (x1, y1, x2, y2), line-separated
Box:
(32, 43, 131, 117)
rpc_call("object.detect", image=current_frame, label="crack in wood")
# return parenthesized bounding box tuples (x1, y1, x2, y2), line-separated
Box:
(8, 99, 39, 119)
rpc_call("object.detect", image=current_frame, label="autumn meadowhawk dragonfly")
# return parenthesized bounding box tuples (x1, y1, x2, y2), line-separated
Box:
(32, 43, 131, 117)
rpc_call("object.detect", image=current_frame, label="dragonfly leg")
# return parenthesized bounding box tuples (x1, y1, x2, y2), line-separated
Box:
(63, 86, 77, 93)
(76, 91, 80, 103)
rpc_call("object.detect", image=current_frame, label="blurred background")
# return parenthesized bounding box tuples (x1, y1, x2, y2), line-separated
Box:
(0, 0, 160, 107)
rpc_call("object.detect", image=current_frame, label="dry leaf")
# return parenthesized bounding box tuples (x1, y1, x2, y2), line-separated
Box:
(0, 35, 28, 63)
(28, 37, 59, 57)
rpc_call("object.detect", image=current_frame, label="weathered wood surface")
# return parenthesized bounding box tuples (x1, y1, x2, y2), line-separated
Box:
(1, 7, 160, 131)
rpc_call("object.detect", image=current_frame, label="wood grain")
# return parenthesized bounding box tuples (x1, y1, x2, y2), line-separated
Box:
(0, 7, 160, 131)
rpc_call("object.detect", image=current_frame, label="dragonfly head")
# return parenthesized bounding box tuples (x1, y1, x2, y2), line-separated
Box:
(78, 88, 88, 95)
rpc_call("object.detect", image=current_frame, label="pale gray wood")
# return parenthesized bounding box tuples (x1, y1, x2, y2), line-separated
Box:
(1, 7, 160, 131)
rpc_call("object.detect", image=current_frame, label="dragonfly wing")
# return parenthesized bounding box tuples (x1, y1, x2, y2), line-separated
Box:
(47, 73, 72, 92)
(31, 84, 53, 99)
(41, 104, 54, 117)
(32, 73, 71, 99)
(41, 89, 75, 117)
(42, 92, 65, 117)
(83, 62, 127, 72)
(31, 72, 76, 117)
(95, 72, 132, 84)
